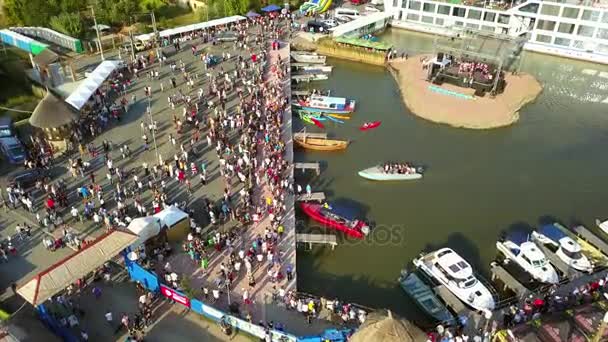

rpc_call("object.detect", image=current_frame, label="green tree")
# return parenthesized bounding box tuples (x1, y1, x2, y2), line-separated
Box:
(49, 13, 84, 38)
(3, 0, 55, 26)
(235, 0, 250, 14)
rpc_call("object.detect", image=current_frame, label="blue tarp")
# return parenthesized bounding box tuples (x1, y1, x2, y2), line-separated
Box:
(261, 4, 281, 12)
(507, 231, 529, 246)
(538, 224, 566, 242)
(246, 10, 260, 18)
(327, 203, 359, 221)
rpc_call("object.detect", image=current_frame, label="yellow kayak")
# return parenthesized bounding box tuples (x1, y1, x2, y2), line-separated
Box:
(328, 114, 351, 120)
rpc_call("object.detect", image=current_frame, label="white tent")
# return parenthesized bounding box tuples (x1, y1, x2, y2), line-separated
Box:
(17, 230, 137, 306)
(135, 15, 246, 41)
(65, 60, 122, 110)
(126, 217, 161, 249)
(154, 205, 188, 228)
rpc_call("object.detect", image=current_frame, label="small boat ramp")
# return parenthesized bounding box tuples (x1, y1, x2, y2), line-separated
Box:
(295, 162, 321, 175)
(297, 233, 338, 250)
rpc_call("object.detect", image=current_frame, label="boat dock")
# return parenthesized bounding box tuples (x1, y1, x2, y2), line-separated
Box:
(433, 285, 467, 314)
(294, 132, 327, 140)
(292, 90, 311, 97)
(292, 74, 326, 83)
(572, 225, 608, 255)
(490, 262, 530, 298)
(296, 192, 326, 202)
(297, 233, 338, 250)
(295, 162, 320, 175)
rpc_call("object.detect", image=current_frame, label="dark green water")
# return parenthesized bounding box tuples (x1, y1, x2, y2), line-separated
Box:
(295, 28, 608, 321)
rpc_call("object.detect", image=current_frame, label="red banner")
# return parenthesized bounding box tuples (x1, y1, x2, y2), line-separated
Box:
(160, 284, 191, 308)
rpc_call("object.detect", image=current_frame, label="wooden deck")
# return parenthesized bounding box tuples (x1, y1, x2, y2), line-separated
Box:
(490, 262, 530, 298)
(294, 162, 320, 175)
(296, 192, 326, 202)
(572, 225, 608, 256)
(434, 285, 467, 314)
(297, 233, 338, 250)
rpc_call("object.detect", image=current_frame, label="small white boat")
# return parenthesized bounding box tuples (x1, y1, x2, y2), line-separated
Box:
(292, 64, 334, 73)
(291, 74, 329, 82)
(291, 51, 327, 64)
(358, 165, 423, 181)
(595, 218, 608, 235)
(531, 223, 594, 273)
(413, 248, 496, 312)
(496, 232, 559, 284)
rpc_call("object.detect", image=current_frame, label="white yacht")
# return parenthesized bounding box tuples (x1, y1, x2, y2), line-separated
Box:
(383, 0, 608, 64)
(496, 232, 559, 284)
(531, 223, 594, 273)
(595, 218, 608, 235)
(413, 248, 496, 311)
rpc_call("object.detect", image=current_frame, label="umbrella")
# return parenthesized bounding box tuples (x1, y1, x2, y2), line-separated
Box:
(246, 10, 261, 18)
(310, 117, 324, 129)
(350, 310, 427, 342)
(261, 4, 281, 12)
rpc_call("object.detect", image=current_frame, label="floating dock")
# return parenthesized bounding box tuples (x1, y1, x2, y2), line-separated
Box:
(572, 225, 608, 256)
(291, 74, 328, 83)
(296, 192, 326, 202)
(490, 262, 530, 298)
(297, 233, 338, 250)
(295, 162, 320, 175)
(433, 285, 467, 314)
(292, 90, 311, 97)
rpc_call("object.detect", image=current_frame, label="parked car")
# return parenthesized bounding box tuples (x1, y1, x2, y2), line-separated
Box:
(0, 117, 15, 138)
(0, 137, 26, 164)
(6, 168, 49, 189)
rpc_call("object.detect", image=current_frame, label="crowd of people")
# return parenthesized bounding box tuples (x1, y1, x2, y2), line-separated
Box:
(381, 162, 420, 175)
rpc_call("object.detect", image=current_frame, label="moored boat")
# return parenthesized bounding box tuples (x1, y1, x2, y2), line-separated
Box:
(291, 64, 333, 73)
(290, 51, 326, 64)
(496, 232, 559, 284)
(358, 162, 423, 181)
(294, 95, 356, 114)
(531, 223, 594, 273)
(413, 248, 496, 312)
(300, 202, 370, 239)
(294, 135, 349, 151)
(398, 270, 455, 324)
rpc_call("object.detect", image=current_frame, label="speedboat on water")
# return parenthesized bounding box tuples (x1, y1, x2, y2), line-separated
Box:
(358, 162, 423, 181)
(293, 95, 356, 114)
(496, 232, 559, 284)
(300, 202, 369, 239)
(398, 270, 454, 324)
(531, 223, 593, 273)
(413, 248, 496, 312)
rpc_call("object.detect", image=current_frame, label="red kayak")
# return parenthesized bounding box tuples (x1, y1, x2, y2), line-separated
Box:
(300, 202, 370, 239)
(359, 121, 381, 131)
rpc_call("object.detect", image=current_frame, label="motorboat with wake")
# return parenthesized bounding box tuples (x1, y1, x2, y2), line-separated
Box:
(293, 95, 356, 114)
(414, 248, 496, 311)
(531, 223, 594, 273)
(413, 248, 496, 312)
(496, 232, 559, 284)
(398, 270, 455, 324)
(358, 162, 423, 181)
(300, 202, 370, 239)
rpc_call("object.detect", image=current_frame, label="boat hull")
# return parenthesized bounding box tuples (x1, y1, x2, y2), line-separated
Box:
(294, 137, 349, 151)
(358, 166, 422, 181)
(293, 104, 353, 114)
(300, 203, 366, 239)
(399, 271, 454, 323)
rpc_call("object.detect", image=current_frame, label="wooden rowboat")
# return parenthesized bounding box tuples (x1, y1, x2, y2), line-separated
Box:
(294, 135, 349, 151)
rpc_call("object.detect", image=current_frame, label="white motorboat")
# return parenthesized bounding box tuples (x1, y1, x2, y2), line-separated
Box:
(531, 223, 593, 273)
(290, 51, 327, 64)
(358, 165, 423, 181)
(291, 64, 334, 73)
(595, 219, 608, 236)
(413, 248, 496, 312)
(496, 232, 559, 284)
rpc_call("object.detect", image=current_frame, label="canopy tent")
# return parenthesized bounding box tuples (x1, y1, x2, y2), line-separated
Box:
(261, 4, 282, 12)
(65, 60, 122, 111)
(246, 11, 261, 18)
(153, 205, 188, 227)
(29, 92, 79, 129)
(135, 16, 245, 41)
(126, 217, 162, 249)
(349, 310, 427, 342)
(17, 230, 137, 306)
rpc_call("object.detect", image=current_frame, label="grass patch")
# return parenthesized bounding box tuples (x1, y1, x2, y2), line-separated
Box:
(160, 10, 202, 29)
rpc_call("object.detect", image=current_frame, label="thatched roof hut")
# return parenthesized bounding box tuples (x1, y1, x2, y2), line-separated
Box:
(350, 310, 427, 342)
(29, 92, 78, 129)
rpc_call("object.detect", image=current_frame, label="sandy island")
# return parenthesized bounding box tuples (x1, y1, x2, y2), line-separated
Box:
(388, 55, 543, 129)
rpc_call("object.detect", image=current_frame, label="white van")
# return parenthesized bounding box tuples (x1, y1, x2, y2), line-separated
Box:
(334, 8, 360, 20)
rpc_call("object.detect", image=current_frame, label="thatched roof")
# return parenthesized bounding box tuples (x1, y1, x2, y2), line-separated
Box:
(32, 49, 59, 66)
(350, 310, 427, 342)
(29, 92, 79, 129)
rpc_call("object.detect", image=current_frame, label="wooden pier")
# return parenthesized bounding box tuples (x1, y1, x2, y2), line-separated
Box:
(434, 285, 467, 314)
(294, 132, 327, 140)
(490, 262, 530, 298)
(292, 90, 311, 97)
(297, 233, 338, 250)
(295, 162, 320, 175)
(296, 192, 326, 202)
(572, 225, 608, 255)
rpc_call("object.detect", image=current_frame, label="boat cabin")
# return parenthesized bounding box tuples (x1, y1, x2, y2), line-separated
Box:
(308, 95, 349, 110)
(558, 237, 584, 261)
(518, 242, 549, 268)
(434, 249, 478, 288)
